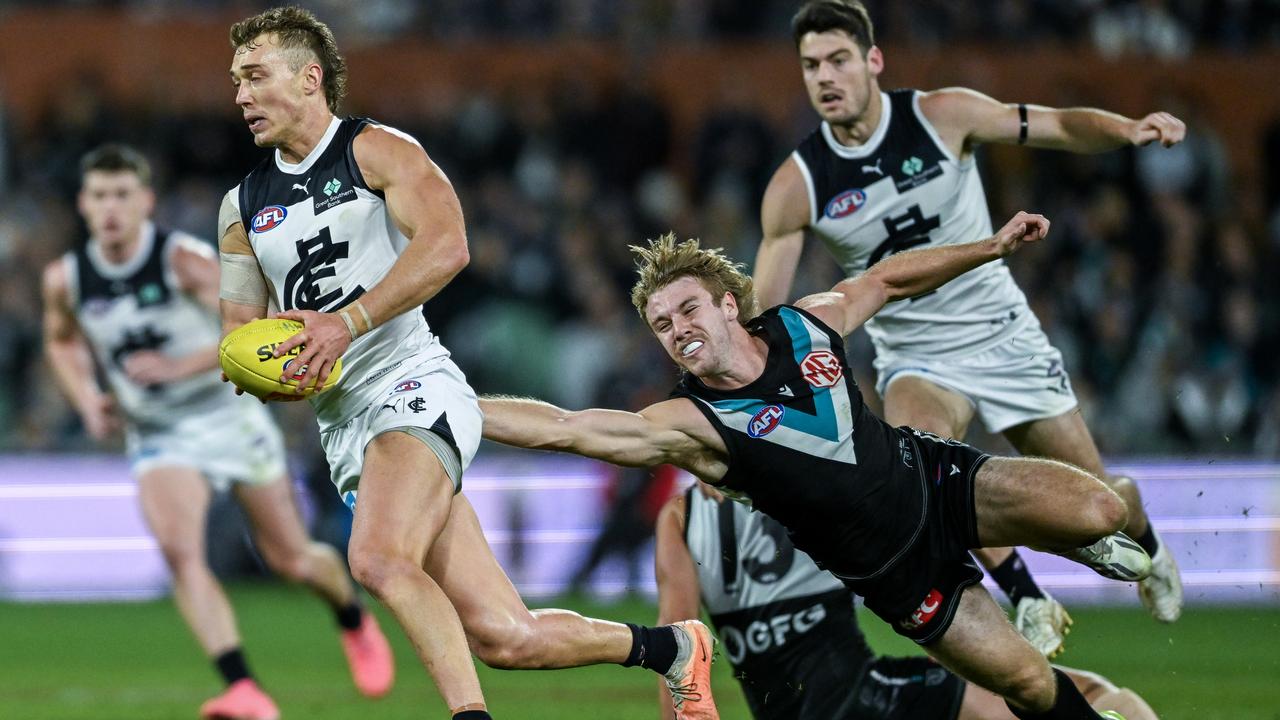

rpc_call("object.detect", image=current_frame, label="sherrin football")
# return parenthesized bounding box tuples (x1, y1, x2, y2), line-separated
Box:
(219, 318, 342, 400)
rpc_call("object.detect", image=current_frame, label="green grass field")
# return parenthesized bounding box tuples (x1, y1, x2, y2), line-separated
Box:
(4, 584, 1277, 719)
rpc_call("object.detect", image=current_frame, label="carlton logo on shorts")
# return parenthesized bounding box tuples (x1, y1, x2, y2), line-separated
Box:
(252, 205, 287, 233)
(899, 588, 944, 631)
(825, 188, 867, 219)
(748, 405, 784, 438)
(801, 350, 843, 388)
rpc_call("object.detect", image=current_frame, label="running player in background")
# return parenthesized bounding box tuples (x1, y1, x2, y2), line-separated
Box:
(753, 0, 1185, 655)
(481, 219, 1154, 720)
(656, 485, 1159, 720)
(219, 8, 715, 719)
(42, 144, 394, 720)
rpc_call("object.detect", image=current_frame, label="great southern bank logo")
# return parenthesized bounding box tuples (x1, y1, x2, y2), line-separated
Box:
(252, 205, 287, 233)
(824, 189, 866, 219)
(748, 405, 785, 438)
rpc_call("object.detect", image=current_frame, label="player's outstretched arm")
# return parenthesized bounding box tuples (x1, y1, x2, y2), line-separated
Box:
(753, 157, 811, 308)
(41, 260, 119, 439)
(654, 493, 701, 720)
(479, 396, 702, 469)
(797, 211, 1049, 337)
(920, 87, 1186, 155)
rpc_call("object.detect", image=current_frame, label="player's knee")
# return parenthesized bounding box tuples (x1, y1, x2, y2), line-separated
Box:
(999, 662, 1056, 712)
(347, 546, 417, 602)
(1085, 487, 1128, 537)
(157, 540, 204, 574)
(469, 614, 540, 669)
(260, 547, 310, 584)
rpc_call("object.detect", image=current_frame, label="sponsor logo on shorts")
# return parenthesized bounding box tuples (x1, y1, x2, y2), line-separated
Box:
(391, 380, 422, 394)
(801, 350, 843, 388)
(899, 588, 944, 631)
(252, 205, 287, 233)
(824, 188, 867, 219)
(748, 405, 784, 438)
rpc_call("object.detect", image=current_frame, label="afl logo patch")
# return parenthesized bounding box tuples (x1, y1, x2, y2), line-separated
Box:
(824, 189, 866, 219)
(748, 405, 784, 438)
(391, 380, 422, 394)
(801, 350, 843, 388)
(252, 205, 287, 232)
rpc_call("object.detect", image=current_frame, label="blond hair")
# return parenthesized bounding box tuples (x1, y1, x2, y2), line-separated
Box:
(630, 233, 758, 325)
(230, 6, 348, 114)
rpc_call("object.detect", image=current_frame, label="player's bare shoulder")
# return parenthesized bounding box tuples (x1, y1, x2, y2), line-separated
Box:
(762, 155, 812, 236)
(918, 87, 1006, 156)
(41, 256, 72, 309)
(351, 122, 433, 191)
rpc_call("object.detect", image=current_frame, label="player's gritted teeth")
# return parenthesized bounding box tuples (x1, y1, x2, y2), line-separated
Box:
(680, 340, 704, 357)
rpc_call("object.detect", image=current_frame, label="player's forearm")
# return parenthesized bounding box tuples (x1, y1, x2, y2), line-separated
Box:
(1037, 107, 1135, 153)
(752, 236, 803, 308)
(45, 339, 104, 413)
(356, 232, 468, 330)
(479, 396, 577, 451)
(175, 346, 221, 377)
(869, 237, 999, 301)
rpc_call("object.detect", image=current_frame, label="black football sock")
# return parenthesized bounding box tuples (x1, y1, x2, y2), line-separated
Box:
(453, 711, 493, 719)
(1005, 668, 1105, 719)
(622, 623, 679, 675)
(1132, 525, 1161, 557)
(334, 600, 363, 631)
(989, 550, 1046, 604)
(214, 647, 253, 686)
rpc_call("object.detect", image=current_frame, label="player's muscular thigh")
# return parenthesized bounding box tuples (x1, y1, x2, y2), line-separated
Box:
(883, 375, 974, 439)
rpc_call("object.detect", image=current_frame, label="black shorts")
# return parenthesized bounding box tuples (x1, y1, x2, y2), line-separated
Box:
(840, 428, 989, 644)
(846, 656, 966, 720)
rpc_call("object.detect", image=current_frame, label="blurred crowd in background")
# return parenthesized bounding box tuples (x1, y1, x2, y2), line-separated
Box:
(1, 0, 1279, 462)
(5, 0, 1280, 53)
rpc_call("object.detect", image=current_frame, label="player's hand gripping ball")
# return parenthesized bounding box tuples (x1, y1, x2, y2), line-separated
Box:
(219, 318, 342, 400)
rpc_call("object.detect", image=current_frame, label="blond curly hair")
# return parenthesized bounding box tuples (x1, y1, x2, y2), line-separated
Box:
(630, 232, 758, 326)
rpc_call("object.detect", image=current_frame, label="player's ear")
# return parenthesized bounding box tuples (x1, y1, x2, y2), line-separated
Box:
(721, 291, 739, 322)
(866, 46, 884, 77)
(141, 187, 157, 216)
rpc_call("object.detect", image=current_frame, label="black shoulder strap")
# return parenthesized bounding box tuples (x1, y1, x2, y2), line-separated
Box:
(717, 496, 740, 595)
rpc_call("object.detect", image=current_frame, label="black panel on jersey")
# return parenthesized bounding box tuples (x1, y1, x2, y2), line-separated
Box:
(670, 306, 926, 583)
(712, 589, 869, 720)
(238, 117, 380, 232)
(238, 117, 378, 313)
(74, 229, 175, 369)
(74, 228, 173, 312)
(796, 89, 947, 260)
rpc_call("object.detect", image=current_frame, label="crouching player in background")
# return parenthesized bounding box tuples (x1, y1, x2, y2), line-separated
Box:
(656, 485, 1158, 720)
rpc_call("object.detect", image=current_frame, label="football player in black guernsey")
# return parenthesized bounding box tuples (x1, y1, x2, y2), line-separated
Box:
(480, 211, 1152, 720)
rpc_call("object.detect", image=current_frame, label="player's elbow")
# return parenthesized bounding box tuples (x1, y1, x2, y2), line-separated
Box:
(439, 236, 469, 279)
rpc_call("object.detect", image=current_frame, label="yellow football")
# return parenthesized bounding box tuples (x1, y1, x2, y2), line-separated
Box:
(218, 318, 342, 400)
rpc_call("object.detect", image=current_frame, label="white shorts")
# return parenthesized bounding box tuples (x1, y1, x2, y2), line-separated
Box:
(874, 321, 1078, 434)
(319, 356, 481, 511)
(127, 398, 287, 491)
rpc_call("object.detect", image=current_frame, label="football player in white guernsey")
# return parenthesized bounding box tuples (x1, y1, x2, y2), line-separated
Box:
(480, 216, 1158, 720)
(42, 145, 394, 720)
(656, 486, 1159, 720)
(220, 9, 716, 720)
(752, 0, 1185, 653)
